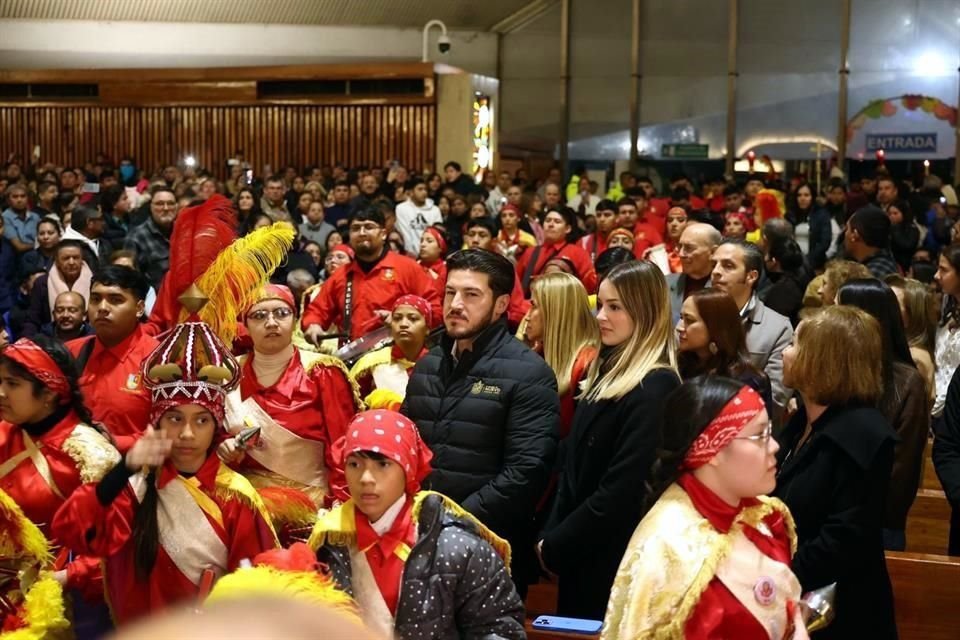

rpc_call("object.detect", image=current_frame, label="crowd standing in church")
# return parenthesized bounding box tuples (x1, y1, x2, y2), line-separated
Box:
(1, 152, 958, 639)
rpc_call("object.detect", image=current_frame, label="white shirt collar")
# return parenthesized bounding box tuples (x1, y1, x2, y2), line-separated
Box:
(370, 494, 408, 536)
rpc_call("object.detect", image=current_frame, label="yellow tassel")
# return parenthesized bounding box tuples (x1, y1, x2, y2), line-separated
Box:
(206, 566, 358, 620)
(1, 574, 70, 640)
(412, 491, 513, 573)
(0, 488, 52, 565)
(185, 222, 296, 345)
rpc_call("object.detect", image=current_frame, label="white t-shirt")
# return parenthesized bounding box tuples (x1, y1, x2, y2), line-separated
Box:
(395, 199, 443, 258)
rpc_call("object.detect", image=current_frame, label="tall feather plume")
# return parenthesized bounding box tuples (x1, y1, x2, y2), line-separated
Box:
(184, 222, 296, 345)
(166, 194, 238, 300)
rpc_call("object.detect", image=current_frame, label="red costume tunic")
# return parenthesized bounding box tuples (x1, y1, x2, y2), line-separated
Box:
(418, 258, 447, 298)
(515, 240, 598, 296)
(0, 409, 119, 590)
(678, 473, 794, 640)
(302, 251, 442, 341)
(67, 326, 159, 453)
(578, 232, 609, 264)
(51, 454, 277, 625)
(233, 348, 360, 484)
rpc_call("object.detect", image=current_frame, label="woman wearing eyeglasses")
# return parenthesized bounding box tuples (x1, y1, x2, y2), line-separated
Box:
(604, 376, 807, 640)
(218, 285, 362, 511)
(774, 306, 897, 639)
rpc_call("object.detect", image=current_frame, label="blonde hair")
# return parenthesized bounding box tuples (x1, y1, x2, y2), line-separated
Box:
(791, 306, 882, 406)
(823, 259, 871, 300)
(530, 273, 600, 396)
(885, 274, 936, 354)
(583, 261, 677, 401)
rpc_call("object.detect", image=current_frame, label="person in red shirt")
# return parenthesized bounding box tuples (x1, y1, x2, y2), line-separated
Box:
(617, 197, 664, 259)
(52, 316, 278, 626)
(67, 265, 158, 453)
(417, 226, 447, 297)
(302, 208, 441, 346)
(578, 199, 619, 264)
(625, 188, 667, 237)
(218, 284, 362, 508)
(665, 206, 690, 273)
(465, 216, 530, 327)
(516, 208, 598, 296)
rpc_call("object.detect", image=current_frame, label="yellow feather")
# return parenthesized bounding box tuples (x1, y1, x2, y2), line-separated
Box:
(184, 222, 296, 345)
(206, 566, 358, 620)
(1, 574, 70, 640)
(0, 488, 52, 565)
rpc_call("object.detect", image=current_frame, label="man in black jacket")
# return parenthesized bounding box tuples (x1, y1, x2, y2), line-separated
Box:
(402, 249, 559, 594)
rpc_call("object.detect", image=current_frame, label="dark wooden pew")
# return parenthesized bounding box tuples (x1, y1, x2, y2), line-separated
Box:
(886, 550, 960, 640)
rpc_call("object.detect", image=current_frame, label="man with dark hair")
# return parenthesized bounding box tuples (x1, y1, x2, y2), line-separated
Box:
(464, 217, 530, 328)
(350, 174, 381, 213)
(62, 203, 109, 268)
(616, 197, 663, 258)
(124, 186, 178, 290)
(395, 177, 442, 258)
(325, 179, 352, 229)
(877, 175, 899, 210)
(66, 265, 157, 452)
(403, 248, 560, 595)
(46, 291, 92, 342)
(444, 161, 477, 196)
(515, 207, 597, 296)
(711, 239, 793, 411)
(844, 205, 898, 278)
(261, 174, 291, 222)
(578, 198, 619, 263)
(2, 183, 41, 255)
(302, 207, 441, 344)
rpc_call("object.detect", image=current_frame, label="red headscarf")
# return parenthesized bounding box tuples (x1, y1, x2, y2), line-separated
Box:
(422, 227, 447, 254)
(331, 244, 355, 260)
(334, 409, 433, 500)
(2, 339, 70, 404)
(392, 295, 432, 326)
(247, 284, 296, 314)
(682, 385, 765, 470)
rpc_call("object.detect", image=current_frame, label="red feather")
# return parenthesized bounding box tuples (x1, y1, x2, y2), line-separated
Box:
(167, 194, 238, 297)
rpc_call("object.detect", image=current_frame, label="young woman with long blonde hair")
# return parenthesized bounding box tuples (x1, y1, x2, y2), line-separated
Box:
(537, 260, 680, 619)
(526, 273, 600, 438)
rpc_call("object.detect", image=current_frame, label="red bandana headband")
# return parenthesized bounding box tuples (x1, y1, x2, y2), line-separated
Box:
(248, 284, 296, 314)
(608, 227, 635, 243)
(393, 294, 432, 326)
(423, 227, 447, 254)
(2, 339, 70, 404)
(331, 244, 355, 260)
(682, 385, 765, 470)
(333, 409, 434, 502)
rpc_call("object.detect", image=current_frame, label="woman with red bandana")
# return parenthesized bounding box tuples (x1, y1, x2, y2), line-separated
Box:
(219, 285, 362, 507)
(603, 377, 807, 640)
(0, 335, 119, 596)
(307, 409, 524, 639)
(51, 317, 278, 625)
(350, 295, 432, 411)
(417, 226, 448, 297)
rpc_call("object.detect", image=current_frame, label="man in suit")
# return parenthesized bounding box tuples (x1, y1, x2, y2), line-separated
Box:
(710, 239, 793, 412)
(666, 223, 721, 323)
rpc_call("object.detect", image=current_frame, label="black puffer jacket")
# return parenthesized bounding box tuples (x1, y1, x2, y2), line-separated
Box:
(317, 493, 525, 640)
(402, 319, 560, 589)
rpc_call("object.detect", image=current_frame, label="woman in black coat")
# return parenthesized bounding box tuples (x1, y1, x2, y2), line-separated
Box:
(538, 261, 680, 619)
(775, 305, 898, 639)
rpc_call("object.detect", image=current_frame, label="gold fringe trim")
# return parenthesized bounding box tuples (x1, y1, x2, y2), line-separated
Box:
(214, 463, 279, 545)
(299, 350, 365, 412)
(1, 574, 70, 640)
(412, 491, 513, 574)
(348, 346, 394, 383)
(189, 222, 296, 346)
(61, 424, 121, 484)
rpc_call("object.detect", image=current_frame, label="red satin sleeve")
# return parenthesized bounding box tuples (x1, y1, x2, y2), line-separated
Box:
(52, 482, 137, 559)
(221, 497, 279, 570)
(311, 364, 361, 500)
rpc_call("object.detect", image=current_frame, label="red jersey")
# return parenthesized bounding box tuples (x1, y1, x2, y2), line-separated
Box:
(578, 232, 609, 264)
(302, 251, 442, 341)
(633, 223, 665, 259)
(515, 240, 598, 296)
(67, 326, 159, 453)
(0, 410, 119, 590)
(419, 259, 447, 298)
(52, 455, 277, 625)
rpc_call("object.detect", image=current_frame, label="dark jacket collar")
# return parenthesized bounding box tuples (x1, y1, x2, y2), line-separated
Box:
(789, 402, 897, 470)
(438, 319, 509, 372)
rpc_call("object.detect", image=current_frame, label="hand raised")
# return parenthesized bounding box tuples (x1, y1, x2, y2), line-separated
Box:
(125, 425, 172, 471)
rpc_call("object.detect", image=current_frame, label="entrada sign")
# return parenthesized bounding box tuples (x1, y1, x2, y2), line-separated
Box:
(865, 133, 937, 153)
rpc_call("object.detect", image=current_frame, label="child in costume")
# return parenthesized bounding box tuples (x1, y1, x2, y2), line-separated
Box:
(52, 317, 278, 625)
(603, 377, 808, 640)
(307, 409, 524, 639)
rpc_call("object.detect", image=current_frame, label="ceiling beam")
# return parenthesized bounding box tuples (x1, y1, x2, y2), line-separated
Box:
(490, 0, 559, 34)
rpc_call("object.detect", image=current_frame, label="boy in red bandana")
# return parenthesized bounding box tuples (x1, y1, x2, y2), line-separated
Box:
(308, 409, 524, 639)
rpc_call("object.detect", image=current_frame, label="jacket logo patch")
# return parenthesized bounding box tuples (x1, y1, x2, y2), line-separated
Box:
(382, 268, 395, 282)
(125, 373, 141, 390)
(471, 380, 501, 396)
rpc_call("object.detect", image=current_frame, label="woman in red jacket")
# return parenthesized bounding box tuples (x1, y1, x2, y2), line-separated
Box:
(52, 318, 277, 625)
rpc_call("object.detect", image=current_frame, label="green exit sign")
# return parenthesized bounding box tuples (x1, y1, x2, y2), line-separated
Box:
(661, 143, 709, 159)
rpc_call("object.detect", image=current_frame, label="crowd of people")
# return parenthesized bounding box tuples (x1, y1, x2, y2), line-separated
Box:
(1, 151, 960, 639)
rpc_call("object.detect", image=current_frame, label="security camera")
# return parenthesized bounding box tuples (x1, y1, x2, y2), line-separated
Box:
(437, 34, 451, 54)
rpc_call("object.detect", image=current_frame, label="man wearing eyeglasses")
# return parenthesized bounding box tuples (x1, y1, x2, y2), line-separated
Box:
(302, 207, 442, 345)
(218, 284, 361, 508)
(124, 185, 179, 291)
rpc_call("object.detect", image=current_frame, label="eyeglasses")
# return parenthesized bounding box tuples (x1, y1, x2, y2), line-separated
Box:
(247, 307, 294, 323)
(350, 223, 381, 234)
(734, 421, 774, 443)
